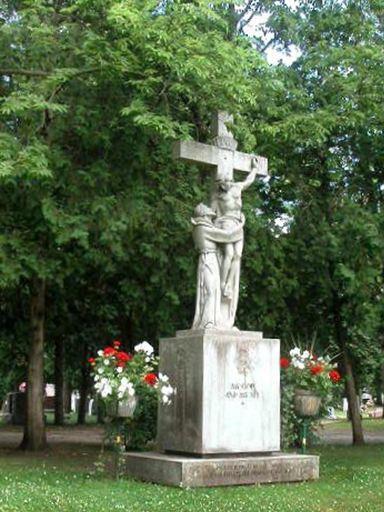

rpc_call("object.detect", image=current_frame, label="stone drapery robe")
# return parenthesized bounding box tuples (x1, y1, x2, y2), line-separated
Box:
(191, 218, 243, 330)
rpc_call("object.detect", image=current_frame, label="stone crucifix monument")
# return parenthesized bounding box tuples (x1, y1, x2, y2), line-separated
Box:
(173, 111, 268, 330)
(125, 112, 319, 487)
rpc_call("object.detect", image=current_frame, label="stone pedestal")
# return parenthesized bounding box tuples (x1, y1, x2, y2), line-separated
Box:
(124, 452, 319, 488)
(124, 329, 320, 487)
(158, 330, 280, 454)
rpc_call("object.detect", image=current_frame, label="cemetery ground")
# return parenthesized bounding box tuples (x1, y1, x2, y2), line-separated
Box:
(0, 420, 383, 512)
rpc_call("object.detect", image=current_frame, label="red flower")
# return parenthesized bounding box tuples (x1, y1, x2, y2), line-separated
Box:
(310, 364, 324, 375)
(280, 357, 290, 369)
(117, 361, 126, 368)
(116, 351, 132, 363)
(103, 347, 116, 357)
(88, 357, 96, 365)
(329, 369, 341, 383)
(113, 340, 121, 348)
(144, 373, 158, 387)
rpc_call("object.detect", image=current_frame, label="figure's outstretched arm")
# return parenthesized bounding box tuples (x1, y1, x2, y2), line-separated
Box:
(240, 157, 258, 191)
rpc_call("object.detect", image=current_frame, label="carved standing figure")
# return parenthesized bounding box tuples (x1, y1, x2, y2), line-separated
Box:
(191, 204, 244, 330)
(211, 157, 258, 328)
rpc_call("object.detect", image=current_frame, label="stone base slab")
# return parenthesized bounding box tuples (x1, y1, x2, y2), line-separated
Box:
(124, 451, 319, 488)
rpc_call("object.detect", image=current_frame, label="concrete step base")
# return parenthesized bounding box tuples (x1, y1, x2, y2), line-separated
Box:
(124, 451, 319, 488)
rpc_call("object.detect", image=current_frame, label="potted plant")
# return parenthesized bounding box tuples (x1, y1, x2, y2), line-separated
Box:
(88, 340, 175, 419)
(280, 347, 341, 418)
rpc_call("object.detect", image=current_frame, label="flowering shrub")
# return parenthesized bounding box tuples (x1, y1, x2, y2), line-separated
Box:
(280, 347, 341, 398)
(88, 340, 175, 408)
(280, 347, 342, 449)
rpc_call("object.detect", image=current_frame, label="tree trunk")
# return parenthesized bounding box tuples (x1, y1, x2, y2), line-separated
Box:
(54, 337, 65, 425)
(380, 363, 384, 403)
(379, 363, 384, 418)
(332, 292, 364, 445)
(343, 348, 365, 445)
(77, 344, 88, 425)
(64, 382, 71, 414)
(374, 364, 383, 405)
(96, 397, 105, 424)
(20, 278, 47, 451)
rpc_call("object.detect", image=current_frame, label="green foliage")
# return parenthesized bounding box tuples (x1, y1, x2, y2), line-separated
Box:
(246, 0, 384, 395)
(0, 0, 260, 401)
(124, 388, 157, 450)
(102, 386, 157, 453)
(1, 0, 384, 443)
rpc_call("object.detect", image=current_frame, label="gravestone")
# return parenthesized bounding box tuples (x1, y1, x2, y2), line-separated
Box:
(0, 393, 12, 424)
(10, 392, 26, 425)
(125, 112, 319, 487)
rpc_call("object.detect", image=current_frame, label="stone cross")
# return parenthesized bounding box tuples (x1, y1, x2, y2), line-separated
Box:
(173, 111, 268, 181)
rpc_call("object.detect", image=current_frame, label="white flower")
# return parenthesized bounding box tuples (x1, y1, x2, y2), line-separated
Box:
(158, 373, 169, 383)
(302, 350, 310, 360)
(101, 383, 112, 398)
(104, 359, 110, 366)
(94, 375, 100, 382)
(118, 377, 135, 397)
(161, 385, 174, 397)
(162, 395, 170, 404)
(134, 341, 154, 356)
(289, 347, 301, 358)
(97, 367, 104, 374)
(95, 377, 113, 398)
(127, 383, 135, 397)
(116, 367, 123, 374)
(292, 359, 305, 370)
(118, 379, 135, 398)
(97, 350, 103, 357)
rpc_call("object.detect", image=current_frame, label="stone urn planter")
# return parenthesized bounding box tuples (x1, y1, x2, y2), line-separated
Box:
(107, 396, 138, 418)
(294, 389, 321, 417)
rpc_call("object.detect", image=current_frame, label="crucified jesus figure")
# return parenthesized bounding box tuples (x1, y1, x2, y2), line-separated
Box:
(211, 157, 258, 302)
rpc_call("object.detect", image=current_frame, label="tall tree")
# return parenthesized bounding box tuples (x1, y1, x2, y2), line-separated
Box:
(0, 0, 260, 449)
(247, 0, 384, 444)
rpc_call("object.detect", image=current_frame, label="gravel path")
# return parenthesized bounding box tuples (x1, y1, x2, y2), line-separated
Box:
(0, 425, 104, 449)
(318, 423, 384, 445)
(0, 422, 383, 449)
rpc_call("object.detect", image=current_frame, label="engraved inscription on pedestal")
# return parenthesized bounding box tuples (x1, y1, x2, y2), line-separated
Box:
(225, 382, 259, 402)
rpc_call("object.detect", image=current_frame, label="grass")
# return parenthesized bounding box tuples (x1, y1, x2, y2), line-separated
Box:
(0, 443, 383, 512)
(322, 418, 384, 432)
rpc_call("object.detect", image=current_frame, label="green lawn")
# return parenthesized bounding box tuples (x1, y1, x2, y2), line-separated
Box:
(323, 418, 384, 432)
(0, 444, 383, 512)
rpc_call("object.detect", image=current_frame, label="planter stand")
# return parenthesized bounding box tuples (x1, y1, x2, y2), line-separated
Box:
(294, 389, 321, 455)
